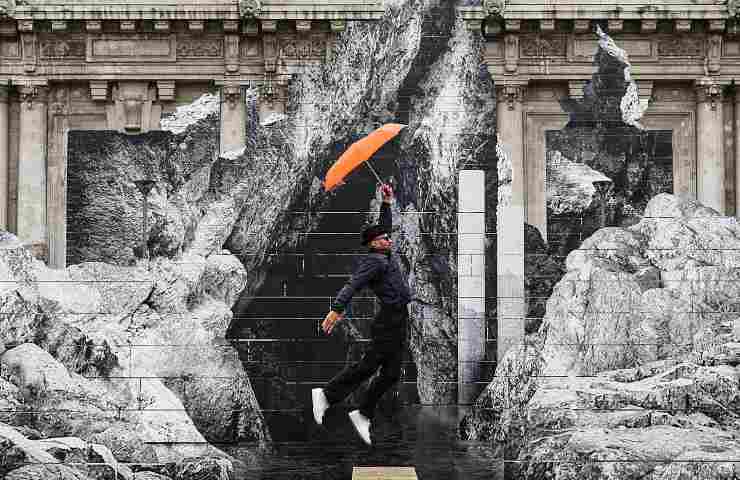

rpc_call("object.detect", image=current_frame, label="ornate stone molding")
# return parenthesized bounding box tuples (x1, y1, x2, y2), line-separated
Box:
(49, 86, 70, 115)
(222, 83, 242, 107)
(496, 84, 526, 110)
(330, 20, 346, 32)
(225, 34, 239, 73)
(729, 0, 740, 17)
(89, 80, 108, 101)
(568, 80, 587, 100)
(156, 81, 175, 102)
(240, 0, 262, 18)
(504, 34, 518, 73)
(708, 34, 722, 74)
(111, 81, 158, 132)
(484, 0, 506, 16)
(18, 84, 49, 108)
(695, 78, 723, 110)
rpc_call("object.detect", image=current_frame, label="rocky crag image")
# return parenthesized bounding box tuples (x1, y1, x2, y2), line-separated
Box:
(0, 0, 497, 478)
(462, 23, 740, 480)
(1, 0, 739, 479)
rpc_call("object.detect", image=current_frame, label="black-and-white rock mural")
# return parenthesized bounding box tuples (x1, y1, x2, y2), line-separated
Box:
(3, 2, 740, 480)
(461, 24, 740, 480)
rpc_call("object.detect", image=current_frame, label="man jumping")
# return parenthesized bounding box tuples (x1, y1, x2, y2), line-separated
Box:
(311, 183, 412, 446)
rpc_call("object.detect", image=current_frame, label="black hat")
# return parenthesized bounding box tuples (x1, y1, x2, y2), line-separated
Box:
(361, 224, 387, 246)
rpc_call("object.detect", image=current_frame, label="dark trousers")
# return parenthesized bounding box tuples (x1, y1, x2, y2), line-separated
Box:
(323, 304, 408, 419)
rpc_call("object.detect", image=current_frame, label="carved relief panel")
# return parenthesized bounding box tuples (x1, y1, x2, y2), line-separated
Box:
(39, 34, 86, 59)
(519, 34, 567, 58)
(176, 36, 224, 57)
(0, 38, 20, 58)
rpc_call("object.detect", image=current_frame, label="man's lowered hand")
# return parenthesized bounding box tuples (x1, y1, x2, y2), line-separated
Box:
(322, 310, 344, 335)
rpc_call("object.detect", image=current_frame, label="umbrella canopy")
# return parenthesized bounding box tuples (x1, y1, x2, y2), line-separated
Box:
(323, 123, 406, 192)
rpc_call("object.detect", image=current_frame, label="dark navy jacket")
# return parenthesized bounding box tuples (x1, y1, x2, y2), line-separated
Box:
(331, 202, 412, 313)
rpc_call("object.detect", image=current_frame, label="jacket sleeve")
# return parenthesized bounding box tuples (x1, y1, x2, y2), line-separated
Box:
(380, 200, 392, 233)
(331, 256, 383, 313)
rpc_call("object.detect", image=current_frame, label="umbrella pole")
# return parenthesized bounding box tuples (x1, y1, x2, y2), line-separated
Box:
(364, 159, 384, 186)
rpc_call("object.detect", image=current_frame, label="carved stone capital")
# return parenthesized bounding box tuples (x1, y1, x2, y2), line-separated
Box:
(695, 79, 723, 110)
(239, 0, 262, 18)
(484, 0, 506, 16)
(496, 84, 526, 110)
(222, 84, 242, 107)
(18, 84, 49, 107)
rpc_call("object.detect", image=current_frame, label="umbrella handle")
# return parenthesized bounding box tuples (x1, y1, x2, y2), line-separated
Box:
(364, 159, 384, 186)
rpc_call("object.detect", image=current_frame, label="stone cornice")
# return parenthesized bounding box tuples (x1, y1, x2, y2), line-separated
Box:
(460, 3, 734, 32)
(462, 1, 730, 20)
(482, 31, 740, 83)
(0, 18, 354, 35)
(5, 1, 384, 21)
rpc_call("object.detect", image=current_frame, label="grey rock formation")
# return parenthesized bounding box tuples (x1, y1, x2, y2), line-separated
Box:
(62, 0, 498, 455)
(461, 193, 740, 478)
(546, 150, 611, 216)
(0, 235, 265, 475)
(392, 8, 497, 404)
(524, 224, 564, 334)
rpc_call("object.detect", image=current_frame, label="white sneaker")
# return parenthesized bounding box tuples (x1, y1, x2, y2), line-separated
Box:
(312, 388, 330, 425)
(348, 409, 372, 445)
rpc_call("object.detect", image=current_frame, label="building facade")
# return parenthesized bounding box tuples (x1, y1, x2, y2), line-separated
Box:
(461, 0, 740, 359)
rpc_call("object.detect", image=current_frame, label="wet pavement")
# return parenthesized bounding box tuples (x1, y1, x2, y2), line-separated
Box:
(224, 405, 503, 480)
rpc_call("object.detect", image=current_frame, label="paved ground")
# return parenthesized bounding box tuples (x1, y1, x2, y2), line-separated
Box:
(225, 405, 503, 480)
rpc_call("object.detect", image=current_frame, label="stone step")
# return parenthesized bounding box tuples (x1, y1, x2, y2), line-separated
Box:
(353, 466, 418, 480)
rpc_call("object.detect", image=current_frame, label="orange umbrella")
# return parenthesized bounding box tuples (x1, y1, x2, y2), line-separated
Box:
(323, 123, 406, 192)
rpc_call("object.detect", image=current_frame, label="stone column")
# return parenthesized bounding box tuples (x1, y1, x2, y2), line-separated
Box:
(219, 84, 246, 157)
(458, 170, 486, 405)
(0, 85, 9, 231)
(17, 84, 48, 259)
(495, 84, 526, 362)
(695, 79, 725, 213)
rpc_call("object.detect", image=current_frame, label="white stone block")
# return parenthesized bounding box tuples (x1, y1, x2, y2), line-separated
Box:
(458, 212, 485, 234)
(458, 170, 485, 212)
(458, 233, 485, 254)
